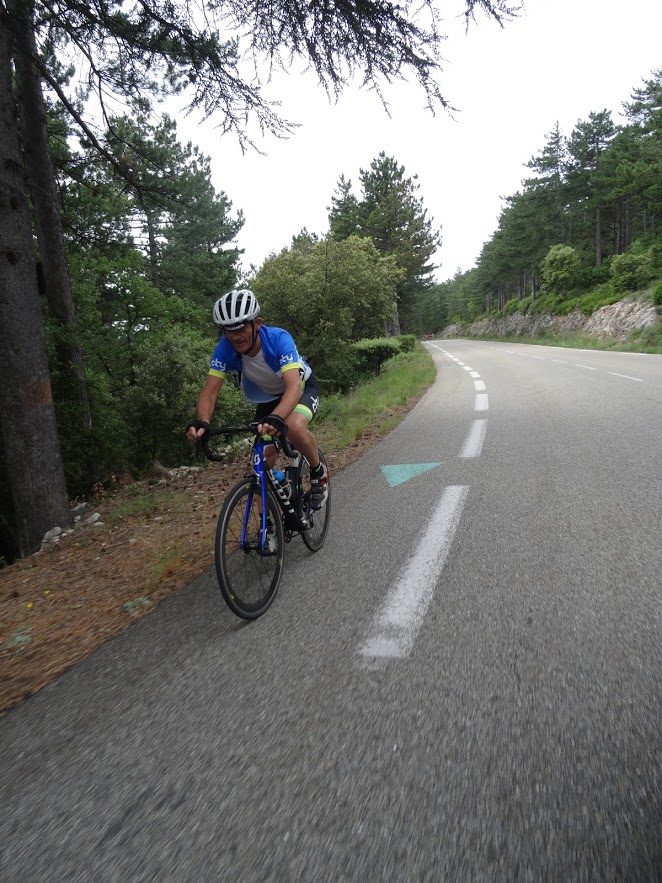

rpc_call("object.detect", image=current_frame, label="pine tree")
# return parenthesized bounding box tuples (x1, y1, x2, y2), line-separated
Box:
(333, 153, 441, 332)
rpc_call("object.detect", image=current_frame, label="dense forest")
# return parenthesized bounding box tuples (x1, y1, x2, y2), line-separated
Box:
(415, 69, 662, 332)
(0, 0, 514, 561)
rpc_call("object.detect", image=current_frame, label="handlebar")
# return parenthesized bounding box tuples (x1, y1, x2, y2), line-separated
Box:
(199, 422, 297, 462)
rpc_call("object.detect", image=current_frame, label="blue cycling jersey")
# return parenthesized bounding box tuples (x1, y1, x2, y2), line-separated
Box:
(209, 325, 312, 403)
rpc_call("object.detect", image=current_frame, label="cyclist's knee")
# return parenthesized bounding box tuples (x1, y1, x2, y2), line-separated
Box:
(287, 412, 308, 440)
(264, 443, 277, 467)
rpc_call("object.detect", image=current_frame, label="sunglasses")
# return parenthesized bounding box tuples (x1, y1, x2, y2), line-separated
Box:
(224, 322, 251, 333)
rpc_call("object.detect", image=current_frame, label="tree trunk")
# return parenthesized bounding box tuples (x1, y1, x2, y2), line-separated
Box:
(0, 14, 72, 555)
(9, 0, 91, 429)
(384, 294, 401, 336)
(145, 207, 161, 288)
(594, 205, 603, 265)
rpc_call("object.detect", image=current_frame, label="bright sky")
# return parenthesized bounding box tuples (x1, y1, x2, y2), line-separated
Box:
(180, 0, 662, 283)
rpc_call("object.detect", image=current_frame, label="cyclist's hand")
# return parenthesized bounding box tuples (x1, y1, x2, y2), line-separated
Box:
(185, 419, 211, 442)
(258, 413, 288, 438)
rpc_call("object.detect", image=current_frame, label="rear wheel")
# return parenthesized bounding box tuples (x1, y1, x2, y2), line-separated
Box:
(215, 478, 284, 619)
(300, 450, 331, 552)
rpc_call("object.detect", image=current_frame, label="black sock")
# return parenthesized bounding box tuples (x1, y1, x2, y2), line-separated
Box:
(311, 463, 324, 479)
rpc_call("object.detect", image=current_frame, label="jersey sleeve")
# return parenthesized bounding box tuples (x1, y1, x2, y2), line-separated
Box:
(208, 338, 239, 379)
(274, 329, 300, 373)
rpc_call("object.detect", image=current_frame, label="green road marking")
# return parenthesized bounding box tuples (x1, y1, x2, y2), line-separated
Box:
(380, 463, 442, 488)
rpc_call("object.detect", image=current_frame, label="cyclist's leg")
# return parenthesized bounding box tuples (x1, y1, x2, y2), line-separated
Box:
(254, 400, 279, 469)
(287, 375, 328, 509)
(286, 374, 322, 469)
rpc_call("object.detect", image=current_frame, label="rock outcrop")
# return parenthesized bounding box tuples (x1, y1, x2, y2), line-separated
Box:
(441, 299, 659, 341)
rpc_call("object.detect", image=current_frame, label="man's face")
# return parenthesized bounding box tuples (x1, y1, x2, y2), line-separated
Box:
(224, 318, 261, 354)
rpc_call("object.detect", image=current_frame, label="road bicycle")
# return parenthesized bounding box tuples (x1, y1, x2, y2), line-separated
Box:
(201, 422, 330, 619)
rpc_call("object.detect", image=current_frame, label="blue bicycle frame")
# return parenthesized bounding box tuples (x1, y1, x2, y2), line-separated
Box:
(241, 436, 270, 552)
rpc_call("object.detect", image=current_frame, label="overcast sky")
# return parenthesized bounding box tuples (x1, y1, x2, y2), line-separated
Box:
(180, 0, 662, 283)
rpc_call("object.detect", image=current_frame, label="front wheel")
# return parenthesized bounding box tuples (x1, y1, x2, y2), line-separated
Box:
(215, 478, 284, 619)
(300, 450, 331, 552)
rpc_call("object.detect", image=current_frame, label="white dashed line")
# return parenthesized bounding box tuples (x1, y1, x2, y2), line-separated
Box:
(469, 371, 481, 379)
(531, 356, 547, 360)
(459, 420, 487, 458)
(474, 380, 486, 392)
(608, 372, 643, 382)
(552, 359, 568, 364)
(358, 486, 469, 659)
(474, 394, 489, 411)
(576, 365, 598, 371)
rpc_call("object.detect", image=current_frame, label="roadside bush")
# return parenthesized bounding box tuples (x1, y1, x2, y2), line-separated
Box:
(611, 251, 654, 293)
(540, 245, 584, 294)
(556, 296, 580, 315)
(577, 288, 622, 315)
(121, 328, 253, 469)
(627, 323, 662, 351)
(529, 292, 563, 314)
(581, 260, 612, 287)
(353, 337, 401, 375)
(652, 281, 662, 306)
(503, 298, 521, 316)
(396, 334, 416, 353)
(518, 295, 533, 314)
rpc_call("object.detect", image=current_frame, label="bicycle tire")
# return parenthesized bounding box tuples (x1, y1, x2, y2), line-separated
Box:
(300, 450, 331, 552)
(215, 477, 284, 619)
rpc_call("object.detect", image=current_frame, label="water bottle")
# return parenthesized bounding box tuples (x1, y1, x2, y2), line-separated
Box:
(273, 469, 291, 500)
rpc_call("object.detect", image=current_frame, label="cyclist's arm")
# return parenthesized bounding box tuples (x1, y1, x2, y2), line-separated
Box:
(258, 367, 301, 436)
(187, 374, 224, 441)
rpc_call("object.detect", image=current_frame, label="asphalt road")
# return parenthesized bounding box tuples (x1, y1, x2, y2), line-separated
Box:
(2, 339, 662, 881)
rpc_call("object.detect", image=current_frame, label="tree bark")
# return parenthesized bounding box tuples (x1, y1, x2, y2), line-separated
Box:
(0, 12, 72, 555)
(9, 0, 91, 429)
(594, 205, 603, 265)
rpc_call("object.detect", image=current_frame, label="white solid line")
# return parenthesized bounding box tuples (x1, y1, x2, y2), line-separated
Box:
(474, 394, 489, 411)
(608, 372, 643, 382)
(459, 419, 487, 458)
(577, 364, 598, 370)
(358, 485, 470, 659)
(474, 380, 486, 391)
(469, 371, 481, 378)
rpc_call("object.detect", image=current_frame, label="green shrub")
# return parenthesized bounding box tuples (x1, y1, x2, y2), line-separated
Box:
(577, 288, 622, 315)
(581, 261, 612, 287)
(121, 328, 254, 470)
(541, 245, 584, 293)
(503, 298, 521, 316)
(652, 281, 662, 306)
(518, 295, 533, 314)
(530, 292, 563, 314)
(611, 251, 654, 293)
(353, 337, 401, 375)
(556, 296, 580, 315)
(396, 334, 416, 353)
(626, 323, 662, 351)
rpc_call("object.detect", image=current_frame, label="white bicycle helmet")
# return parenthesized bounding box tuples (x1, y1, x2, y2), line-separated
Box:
(212, 289, 260, 328)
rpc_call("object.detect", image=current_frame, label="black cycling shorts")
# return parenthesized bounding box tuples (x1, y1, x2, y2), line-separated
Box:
(254, 372, 321, 424)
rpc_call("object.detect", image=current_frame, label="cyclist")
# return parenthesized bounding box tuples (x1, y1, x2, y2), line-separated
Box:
(186, 288, 329, 509)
